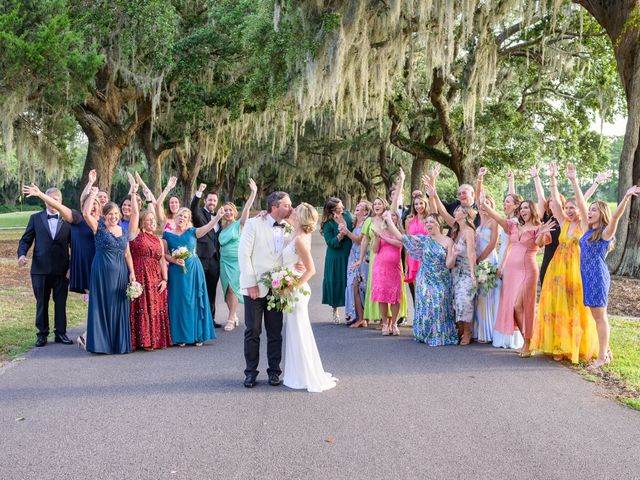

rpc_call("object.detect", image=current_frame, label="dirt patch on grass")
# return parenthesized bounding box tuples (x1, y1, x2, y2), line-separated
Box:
(609, 276, 640, 317)
(574, 364, 640, 409)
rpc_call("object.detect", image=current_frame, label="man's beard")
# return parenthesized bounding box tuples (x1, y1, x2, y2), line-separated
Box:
(207, 206, 216, 213)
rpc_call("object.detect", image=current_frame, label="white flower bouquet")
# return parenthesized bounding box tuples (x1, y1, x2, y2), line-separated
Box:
(171, 246, 191, 273)
(126, 281, 144, 300)
(474, 260, 498, 295)
(260, 267, 309, 313)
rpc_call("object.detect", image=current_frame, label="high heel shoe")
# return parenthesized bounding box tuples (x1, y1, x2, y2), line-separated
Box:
(392, 324, 400, 336)
(224, 315, 239, 331)
(77, 336, 86, 351)
(332, 311, 341, 325)
(381, 324, 389, 336)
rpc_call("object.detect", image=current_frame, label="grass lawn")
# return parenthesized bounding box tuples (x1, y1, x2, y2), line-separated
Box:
(606, 317, 640, 409)
(0, 211, 33, 229)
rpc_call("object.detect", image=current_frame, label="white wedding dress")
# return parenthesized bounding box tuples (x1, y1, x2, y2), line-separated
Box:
(282, 241, 338, 393)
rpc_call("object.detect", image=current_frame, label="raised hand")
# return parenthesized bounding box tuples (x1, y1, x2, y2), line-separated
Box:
(566, 163, 576, 180)
(88, 169, 97, 184)
(506, 169, 514, 180)
(198, 183, 207, 193)
(549, 162, 558, 178)
(529, 166, 539, 177)
(595, 170, 613, 184)
(216, 207, 225, 219)
(22, 183, 41, 198)
(422, 175, 435, 196)
(166, 176, 177, 190)
(625, 184, 640, 198)
(538, 219, 558, 236)
(430, 165, 441, 180)
(248, 178, 257, 193)
(398, 167, 406, 183)
(127, 171, 136, 186)
(89, 186, 99, 196)
(477, 166, 488, 178)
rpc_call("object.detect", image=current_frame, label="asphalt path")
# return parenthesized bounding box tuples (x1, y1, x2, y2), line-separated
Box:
(1, 232, 639, 480)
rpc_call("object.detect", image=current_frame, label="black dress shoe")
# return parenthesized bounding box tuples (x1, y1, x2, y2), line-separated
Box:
(54, 334, 73, 345)
(35, 336, 47, 347)
(397, 317, 406, 326)
(214, 322, 223, 329)
(268, 373, 282, 386)
(244, 374, 257, 388)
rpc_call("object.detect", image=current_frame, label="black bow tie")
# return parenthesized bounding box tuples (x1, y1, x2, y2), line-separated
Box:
(272, 222, 285, 228)
(47, 214, 59, 220)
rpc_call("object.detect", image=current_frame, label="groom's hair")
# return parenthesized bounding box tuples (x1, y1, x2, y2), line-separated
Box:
(266, 191, 289, 213)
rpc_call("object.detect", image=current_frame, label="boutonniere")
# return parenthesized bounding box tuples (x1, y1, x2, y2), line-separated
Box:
(284, 223, 294, 235)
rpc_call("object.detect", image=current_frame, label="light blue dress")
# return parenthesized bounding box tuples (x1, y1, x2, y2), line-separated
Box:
(344, 224, 368, 322)
(219, 221, 243, 303)
(473, 225, 499, 342)
(163, 228, 216, 344)
(402, 235, 458, 346)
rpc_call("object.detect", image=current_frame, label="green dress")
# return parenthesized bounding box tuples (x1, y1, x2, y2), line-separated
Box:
(219, 220, 243, 303)
(321, 212, 354, 308)
(361, 217, 408, 320)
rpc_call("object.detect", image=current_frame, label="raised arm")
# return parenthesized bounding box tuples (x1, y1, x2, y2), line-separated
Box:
(566, 163, 589, 233)
(583, 170, 612, 202)
(507, 169, 516, 195)
(80, 169, 97, 207)
(423, 175, 455, 228)
(154, 175, 177, 224)
(475, 167, 487, 201)
(480, 198, 511, 232)
(530, 166, 546, 218)
(547, 162, 567, 226)
(390, 168, 406, 213)
(22, 184, 74, 223)
(190, 183, 208, 228)
(128, 176, 140, 240)
(602, 184, 640, 241)
(195, 207, 223, 238)
(240, 178, 258, 226)
(382, 211, 403, 240)
(83, 187, 100, 233)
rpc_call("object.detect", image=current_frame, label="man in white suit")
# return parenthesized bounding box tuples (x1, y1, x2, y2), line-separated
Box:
(238, 191, 293, 388)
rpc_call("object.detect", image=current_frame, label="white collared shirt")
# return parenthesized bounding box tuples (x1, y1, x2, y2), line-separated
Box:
(267, 214, 285, 254)
(46, 209, 59, 238)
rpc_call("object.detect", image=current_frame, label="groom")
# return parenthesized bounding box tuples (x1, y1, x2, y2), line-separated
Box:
(238, 191, 293, 388)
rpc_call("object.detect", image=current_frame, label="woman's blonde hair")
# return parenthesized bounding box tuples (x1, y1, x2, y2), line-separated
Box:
(588, 201, 613, 246)
(296, 202, 318, 233)
(222, 202, 239, 223)
(175, 207, 193, 227)
(139, 209, 157, 230)
(373, 196, 390, 216)
(354, 200, 372, 229)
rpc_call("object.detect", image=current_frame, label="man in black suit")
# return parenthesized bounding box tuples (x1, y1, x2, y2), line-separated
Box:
(17, 187, 73, 347)
(191, 183, 222, 328)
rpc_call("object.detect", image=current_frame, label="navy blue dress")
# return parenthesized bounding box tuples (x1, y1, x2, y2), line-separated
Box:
(69, 210, 96, 294)
(163, 228, 215, 344)
(86, 219, 132, 354)
(579, 228, 613, 307)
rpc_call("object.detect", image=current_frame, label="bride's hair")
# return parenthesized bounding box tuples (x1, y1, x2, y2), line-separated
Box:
(296, 203, 318, 233)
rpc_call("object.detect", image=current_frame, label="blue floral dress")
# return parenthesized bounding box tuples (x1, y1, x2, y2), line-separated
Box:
(402, 235, 458, 346)
(579, 229, 613, 307)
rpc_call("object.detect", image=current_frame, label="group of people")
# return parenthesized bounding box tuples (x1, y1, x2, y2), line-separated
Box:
(18, 171, 258, 354)
(319, 165, 639, 369)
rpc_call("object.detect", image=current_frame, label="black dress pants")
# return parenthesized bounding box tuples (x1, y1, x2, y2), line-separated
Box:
(200, 256, 220, 320)
(243, 295, 283, 377)
(31, 274, 68, 336)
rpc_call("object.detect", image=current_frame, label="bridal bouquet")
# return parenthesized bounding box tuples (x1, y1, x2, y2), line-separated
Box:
(473, 260, 498, 295)
(171, 246, 191, 273)
(126, 281, 144, 300)
(260, 267, 309, 313)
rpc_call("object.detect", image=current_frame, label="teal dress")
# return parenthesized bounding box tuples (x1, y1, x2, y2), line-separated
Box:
(162, 228, 216, 344)
(322, 212, 353, 308)
(219, 221, 243, 303)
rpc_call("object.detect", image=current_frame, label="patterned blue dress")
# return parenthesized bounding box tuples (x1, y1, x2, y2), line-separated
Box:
(402, 235, 458, 346)
(473, 225, 499, 342)
(344, 224, 368, 322)
(86, 219, 131, 354)
(579, 229, 613, 307)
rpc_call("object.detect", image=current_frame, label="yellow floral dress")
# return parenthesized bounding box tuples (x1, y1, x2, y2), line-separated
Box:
(530, 222, 599, 363)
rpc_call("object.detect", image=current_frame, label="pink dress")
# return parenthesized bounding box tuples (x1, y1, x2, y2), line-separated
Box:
(494, 222, 545, 341)
(371, 232, 403, 304)
(405, 216, 428, 283)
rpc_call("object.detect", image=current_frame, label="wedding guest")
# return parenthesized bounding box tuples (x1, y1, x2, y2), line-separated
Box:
(128, 203, 172, 351)
(342, 200, 371, 328)
(119, 193, 142, 232)
(163, 207, 222, 346)
(218, 179, 258, 331)
(404, 193, 429, 303)
(321, 197, 354, 324)
(482, 198, 555, 356)
(568, 164, 640, 368)
(150, 175, 179, 231)
(531, 163, 599, 363)
(473, 196, 499, 343)
(84, 183, 137, 354)
(17, 187, 73, 347)
(386, 212, 458, 345)
(427, 165, 481, 229)
(97, 191, 109, 206)
(191, 183, 222, 328)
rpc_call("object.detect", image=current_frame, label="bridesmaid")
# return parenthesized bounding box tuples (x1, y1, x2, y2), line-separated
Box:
(386, 212, 458, 345)
(218, 179, 258, 331)
(404, 193, 429, 303)
(530, 162, 599, 363)
(320, 197, 353, 323)
(482, 198, 555, 356)
(473, 196, 499, 344)
(568, 163, 640, 368)
(83, 184, 137, 354)
(152, 175, 179, 232)
(341, 200, 371, 328)
(162, 207, 222, 346)
(128, 198, 172, 351)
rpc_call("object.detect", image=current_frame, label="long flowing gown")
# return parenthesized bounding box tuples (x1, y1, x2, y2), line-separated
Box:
(361, 218, 407, 320)
(452, 235, 476, 323)
(473, 225, 499, 343)
(163, 228, 216, 344)
(86, 219, 131, 354)
(344, 223, 368, 323)
(402, 235, 458, 345)
(371, 232, 403, 304)
(321, 213, 353, 308)
(493, 222, 542, 349)
(218, 220, 243, 303)
(530, 223, 598, 363)
(69, 210, 96, 294)
(129, 232, 172, 350)
(282, 240, 337, 393)
(579, 229, 614, 307)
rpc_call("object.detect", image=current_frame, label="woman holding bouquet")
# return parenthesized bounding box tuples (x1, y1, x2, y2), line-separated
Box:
(162, 207, 222, 346)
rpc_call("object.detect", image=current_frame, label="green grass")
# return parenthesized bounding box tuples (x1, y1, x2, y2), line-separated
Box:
(0, 211, 33, 228)
(606, 317, 640, 390)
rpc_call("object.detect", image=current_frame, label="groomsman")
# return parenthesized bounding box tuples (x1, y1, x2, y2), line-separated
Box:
(191, 183, 222, 328)
(17, 187, 73, 346)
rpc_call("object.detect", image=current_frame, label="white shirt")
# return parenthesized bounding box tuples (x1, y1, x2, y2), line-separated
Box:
(267, 214, 286, 254)
(46, 209, 59, 239)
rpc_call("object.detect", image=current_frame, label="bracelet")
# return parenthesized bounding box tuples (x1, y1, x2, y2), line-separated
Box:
(161, 278, 167, 282)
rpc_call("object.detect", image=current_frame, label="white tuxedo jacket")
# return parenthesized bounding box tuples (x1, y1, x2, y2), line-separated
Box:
(238, 217, 291, 298)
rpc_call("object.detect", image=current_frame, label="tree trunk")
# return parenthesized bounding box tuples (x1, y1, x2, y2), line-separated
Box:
(578, 0, 640, 277)
(410, 156, 427, 193)
(176, 149, 204, 205)
(139, 120, 175, 196)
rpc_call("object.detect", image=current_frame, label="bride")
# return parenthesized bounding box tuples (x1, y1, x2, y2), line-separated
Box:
(282, 203, 338, 393)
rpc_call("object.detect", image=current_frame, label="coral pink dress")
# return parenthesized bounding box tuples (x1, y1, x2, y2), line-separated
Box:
(371, 232, 403, 304)
(404, 216, 428, 283)
(494, 222, 546, 342)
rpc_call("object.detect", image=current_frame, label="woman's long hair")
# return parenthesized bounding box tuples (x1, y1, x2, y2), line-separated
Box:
(320, 197, 342, 229)
(354, 200, 372, 230)
(517, 199, 541, 226)
(450, 206, 477, 240)
(406, 193, 430, 224)
(588, 201, 613, 248)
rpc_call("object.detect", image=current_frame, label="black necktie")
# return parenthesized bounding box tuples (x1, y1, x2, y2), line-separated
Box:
(47, 214, 59, 220)
(272, 222, 285, 228)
